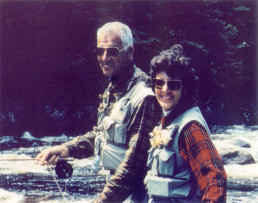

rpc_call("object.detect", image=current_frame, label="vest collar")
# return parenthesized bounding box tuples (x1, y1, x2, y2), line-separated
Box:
(161, 103, 195, 129)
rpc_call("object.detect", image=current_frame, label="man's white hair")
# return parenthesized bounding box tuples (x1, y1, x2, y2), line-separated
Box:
(97, 22, 133, 48)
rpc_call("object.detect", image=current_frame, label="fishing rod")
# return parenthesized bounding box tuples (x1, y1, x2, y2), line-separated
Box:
(0, 158, 74, 162)
(1, 157, 75, 202)
(0, 157, 74, 179)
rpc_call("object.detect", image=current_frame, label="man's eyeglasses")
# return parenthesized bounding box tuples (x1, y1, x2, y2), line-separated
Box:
(153, 78, 182, 90)
(95, 45, 129, 57)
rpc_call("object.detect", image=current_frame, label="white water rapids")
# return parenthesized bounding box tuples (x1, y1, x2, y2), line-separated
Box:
(0, 125, 258, 202)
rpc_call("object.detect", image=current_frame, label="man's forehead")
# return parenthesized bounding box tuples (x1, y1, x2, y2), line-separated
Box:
(97, 33, 122, 47)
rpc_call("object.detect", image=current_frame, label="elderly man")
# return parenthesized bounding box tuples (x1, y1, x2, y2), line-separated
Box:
(36, 22, 160, 202)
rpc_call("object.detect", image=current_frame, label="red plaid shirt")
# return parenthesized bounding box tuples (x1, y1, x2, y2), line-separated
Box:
(178, 122, 227, 202)
(160, 105, 227, 202)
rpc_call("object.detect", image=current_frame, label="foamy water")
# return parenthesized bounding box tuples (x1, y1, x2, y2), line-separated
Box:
(211, 125, 258, 180)
(0, 125, 258, 202)
(225, 164, 258, 179)
(0, 189, 24, 203)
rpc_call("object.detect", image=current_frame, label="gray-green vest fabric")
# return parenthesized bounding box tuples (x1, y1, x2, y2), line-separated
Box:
(95, 68, 154, 171)
(145, 107, 210, 202)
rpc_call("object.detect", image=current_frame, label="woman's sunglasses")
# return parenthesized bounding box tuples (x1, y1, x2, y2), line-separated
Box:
(95, 46, 129, 57)
(153, 78, 182, 90)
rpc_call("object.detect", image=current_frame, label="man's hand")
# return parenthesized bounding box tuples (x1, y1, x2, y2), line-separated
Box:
(35, 145, 70, 165)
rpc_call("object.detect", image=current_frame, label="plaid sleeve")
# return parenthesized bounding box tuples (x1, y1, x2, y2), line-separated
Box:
(64, 131, 96, 159)
(95, 95, 160, 203)
(179, 122, 227, 203)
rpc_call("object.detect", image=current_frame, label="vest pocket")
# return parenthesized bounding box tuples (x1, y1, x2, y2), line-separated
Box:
(103, 116, 115, 142)
(102, 143, 126, 170)
(146, 174, 192, 198)
(102, 107, 131, 144)
(159, 150, 176, 176)
(110, 98, 132, 144)
(114, 123, 128, 143)
(111, 98, 131, 123)
(151, 149, 176, 176)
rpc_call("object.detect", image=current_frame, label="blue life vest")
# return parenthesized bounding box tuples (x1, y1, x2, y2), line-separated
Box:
(145, 107, 210, 202)
(95, 68, 154, 171)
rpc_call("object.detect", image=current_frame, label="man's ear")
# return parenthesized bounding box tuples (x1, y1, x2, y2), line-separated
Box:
(127, 46, 134, 60)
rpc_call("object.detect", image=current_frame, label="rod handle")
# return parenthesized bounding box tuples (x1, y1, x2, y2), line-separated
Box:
(59, 158, 74, 161)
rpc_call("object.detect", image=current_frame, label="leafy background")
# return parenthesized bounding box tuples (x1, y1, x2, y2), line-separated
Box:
(1, 0, 257, 137)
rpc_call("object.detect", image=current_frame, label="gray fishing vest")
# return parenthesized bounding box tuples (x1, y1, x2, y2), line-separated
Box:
(95, 69, 154, 171)
(145, 107, 210, 201)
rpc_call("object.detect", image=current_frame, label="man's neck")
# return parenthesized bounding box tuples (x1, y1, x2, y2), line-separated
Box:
(110, 61, 134, 88)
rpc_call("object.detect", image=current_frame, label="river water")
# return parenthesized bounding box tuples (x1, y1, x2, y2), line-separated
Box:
(0, 125, 258, 202)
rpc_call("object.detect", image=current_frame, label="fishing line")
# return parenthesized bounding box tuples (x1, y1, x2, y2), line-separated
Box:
(47, 160, 74, 202)
(0, 157, 74, 202)
(47, 164, 68, 202)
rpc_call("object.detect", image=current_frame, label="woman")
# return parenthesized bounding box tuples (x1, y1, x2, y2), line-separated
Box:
(145, 44, 227, 202)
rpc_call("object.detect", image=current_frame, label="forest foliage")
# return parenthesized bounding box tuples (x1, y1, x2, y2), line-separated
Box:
(1, 0, 257, 136)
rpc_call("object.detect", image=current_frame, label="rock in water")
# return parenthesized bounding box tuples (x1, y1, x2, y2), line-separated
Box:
(221, 151, 255, 165)
(227, 138, 251, 148)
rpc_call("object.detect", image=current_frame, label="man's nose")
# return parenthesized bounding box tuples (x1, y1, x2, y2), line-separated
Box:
(101, 50, 109, 61)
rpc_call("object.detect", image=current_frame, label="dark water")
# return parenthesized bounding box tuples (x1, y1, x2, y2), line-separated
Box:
(1, 126, 258, 202)
(0, 173, 105, 202)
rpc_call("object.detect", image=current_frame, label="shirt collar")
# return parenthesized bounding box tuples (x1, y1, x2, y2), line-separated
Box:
(161, 103, 193, 129)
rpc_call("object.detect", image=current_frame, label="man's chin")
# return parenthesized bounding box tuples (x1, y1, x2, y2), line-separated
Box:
(102, 70, 113, 77)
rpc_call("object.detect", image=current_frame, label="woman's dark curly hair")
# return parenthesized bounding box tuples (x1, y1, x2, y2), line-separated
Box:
(149, 44, 199, 106)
